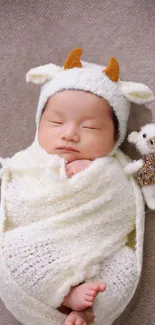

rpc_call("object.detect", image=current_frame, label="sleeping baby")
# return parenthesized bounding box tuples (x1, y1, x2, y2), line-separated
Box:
(0, 48, 154, 325)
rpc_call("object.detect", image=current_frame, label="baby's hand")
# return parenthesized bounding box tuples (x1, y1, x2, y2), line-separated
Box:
(66, 160, 92, 178)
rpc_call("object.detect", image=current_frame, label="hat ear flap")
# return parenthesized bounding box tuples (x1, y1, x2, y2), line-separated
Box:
(26, 64, 62, 85)
(119, 81, 154, 104)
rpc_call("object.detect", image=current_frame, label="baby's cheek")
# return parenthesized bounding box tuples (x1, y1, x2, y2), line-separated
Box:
(89, 139, 114, 158)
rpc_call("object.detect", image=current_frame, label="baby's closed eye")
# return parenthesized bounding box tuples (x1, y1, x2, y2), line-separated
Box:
(82, 125, 100, 130)
(49, 120, 63, 125)
(81, 122, 103, 130)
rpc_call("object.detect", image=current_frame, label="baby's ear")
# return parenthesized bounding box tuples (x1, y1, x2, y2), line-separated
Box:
(119, 81, 154, 104)
(128, 131, 139, 144)
(26, 64, 62, 84)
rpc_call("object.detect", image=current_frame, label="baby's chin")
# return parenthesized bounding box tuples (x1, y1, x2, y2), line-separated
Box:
(53, 149, 89, 163)
(56, 151, 83, 163)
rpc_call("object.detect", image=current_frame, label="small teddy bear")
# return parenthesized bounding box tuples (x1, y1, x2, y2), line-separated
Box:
(125, 123, 155, 210)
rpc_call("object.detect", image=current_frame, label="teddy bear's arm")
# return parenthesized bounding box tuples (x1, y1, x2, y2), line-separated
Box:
(124, 159, 144, 175)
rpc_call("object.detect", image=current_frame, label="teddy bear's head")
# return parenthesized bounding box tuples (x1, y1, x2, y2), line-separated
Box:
(128, 123, 155, 155)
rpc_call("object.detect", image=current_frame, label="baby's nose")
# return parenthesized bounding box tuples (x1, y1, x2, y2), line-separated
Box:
(61, 124, 80, 142)
(147, 136, 155, 148)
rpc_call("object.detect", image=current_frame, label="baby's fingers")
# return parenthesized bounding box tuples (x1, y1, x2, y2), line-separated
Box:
(66, 165, 76, 178)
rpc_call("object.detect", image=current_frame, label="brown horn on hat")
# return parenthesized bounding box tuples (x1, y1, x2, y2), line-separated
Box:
(64, 48, 82, 70)
(103, 57, 120, 82)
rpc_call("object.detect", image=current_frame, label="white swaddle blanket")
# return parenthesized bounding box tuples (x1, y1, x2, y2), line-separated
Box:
(0, 141, 145, 325)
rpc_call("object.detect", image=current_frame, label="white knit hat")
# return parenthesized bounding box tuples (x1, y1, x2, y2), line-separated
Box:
(26, 48, 154, 149)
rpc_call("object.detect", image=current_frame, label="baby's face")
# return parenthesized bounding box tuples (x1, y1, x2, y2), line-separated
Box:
(38, 90, 115, 163)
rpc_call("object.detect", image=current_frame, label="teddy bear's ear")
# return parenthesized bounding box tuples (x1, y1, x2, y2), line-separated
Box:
(128, 131, 139, 144)
(119, 81, 154, 104)
(26, 64, 62, 84)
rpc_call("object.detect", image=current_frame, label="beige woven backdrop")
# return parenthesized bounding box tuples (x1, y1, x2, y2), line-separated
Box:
(0, 0, 155, 324)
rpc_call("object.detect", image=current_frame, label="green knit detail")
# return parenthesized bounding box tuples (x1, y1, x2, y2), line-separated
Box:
(126, 228, 136, 250)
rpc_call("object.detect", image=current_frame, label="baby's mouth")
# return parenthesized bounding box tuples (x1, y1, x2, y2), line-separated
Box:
(56, 147, 79, 153)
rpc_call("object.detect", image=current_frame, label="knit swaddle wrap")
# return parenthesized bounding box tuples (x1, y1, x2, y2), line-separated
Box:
(0, 142, 144, 325)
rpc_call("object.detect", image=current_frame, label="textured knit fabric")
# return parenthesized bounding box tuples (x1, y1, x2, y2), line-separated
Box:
(0, 142, 145, 325)
(137, 153, 155, 187)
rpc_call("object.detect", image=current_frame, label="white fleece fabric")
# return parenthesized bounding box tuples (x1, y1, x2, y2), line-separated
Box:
(0, 141, 145, 325)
